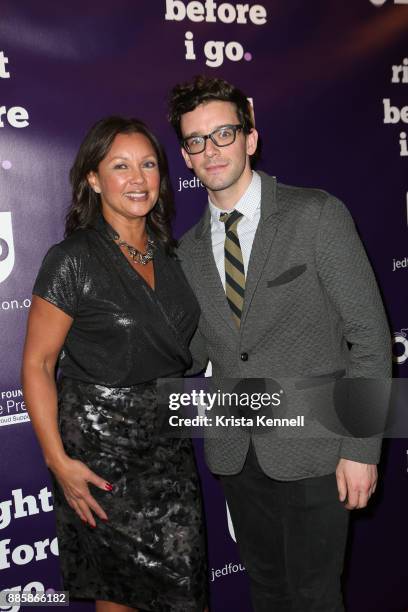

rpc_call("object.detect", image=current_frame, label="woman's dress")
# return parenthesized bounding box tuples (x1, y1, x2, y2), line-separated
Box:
(33, 215, 207, 612)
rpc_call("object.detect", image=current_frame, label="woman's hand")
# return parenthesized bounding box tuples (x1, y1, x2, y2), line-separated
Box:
(51, 456, 111, 527)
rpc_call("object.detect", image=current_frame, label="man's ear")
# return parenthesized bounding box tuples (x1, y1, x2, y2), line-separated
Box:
(246, 128, 259, 157)
(181, 147, 193, 169)
(87, 171, 101, 193)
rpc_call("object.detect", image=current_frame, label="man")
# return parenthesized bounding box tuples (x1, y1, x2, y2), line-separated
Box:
(168, 75, 391, 611)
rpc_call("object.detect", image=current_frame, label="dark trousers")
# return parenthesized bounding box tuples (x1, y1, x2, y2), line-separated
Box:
(220, 444, 349, 612)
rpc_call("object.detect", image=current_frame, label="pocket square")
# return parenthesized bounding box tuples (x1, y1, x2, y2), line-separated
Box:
(295, 369, 346, 390)
(267, 264, 307, 287)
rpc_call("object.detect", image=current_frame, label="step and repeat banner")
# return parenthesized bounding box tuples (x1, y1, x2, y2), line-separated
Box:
(1, 1, 408, 611)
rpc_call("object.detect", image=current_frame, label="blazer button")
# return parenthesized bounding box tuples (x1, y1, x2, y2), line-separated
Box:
(240, 352, 249, 362)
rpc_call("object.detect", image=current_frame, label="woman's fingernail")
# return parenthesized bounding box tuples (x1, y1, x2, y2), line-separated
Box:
(101, 517, 108, 522)
(105, 482, 113, 491)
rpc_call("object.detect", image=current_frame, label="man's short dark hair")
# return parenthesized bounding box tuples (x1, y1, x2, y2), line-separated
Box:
(168, 75, 254, 141)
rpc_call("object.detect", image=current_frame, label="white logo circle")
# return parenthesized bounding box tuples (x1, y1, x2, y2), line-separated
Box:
(392, 333, 408, 364)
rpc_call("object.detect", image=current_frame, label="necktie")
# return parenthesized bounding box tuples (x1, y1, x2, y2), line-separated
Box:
(220, 210, 245, 327)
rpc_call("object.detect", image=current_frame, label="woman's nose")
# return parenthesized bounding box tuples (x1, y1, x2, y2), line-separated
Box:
(129, 167, 145, 184)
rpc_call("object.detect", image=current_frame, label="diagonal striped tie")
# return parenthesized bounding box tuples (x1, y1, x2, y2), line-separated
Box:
(220, 210, 245, 327)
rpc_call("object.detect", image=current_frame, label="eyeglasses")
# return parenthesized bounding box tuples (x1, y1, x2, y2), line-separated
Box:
(181, 124, 243, 155)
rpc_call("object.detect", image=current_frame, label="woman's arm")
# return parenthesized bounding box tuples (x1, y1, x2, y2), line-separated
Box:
(22, 296, 109, 527)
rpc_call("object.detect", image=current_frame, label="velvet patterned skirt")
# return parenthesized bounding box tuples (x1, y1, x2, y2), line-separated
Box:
(52, 377, 207, 612)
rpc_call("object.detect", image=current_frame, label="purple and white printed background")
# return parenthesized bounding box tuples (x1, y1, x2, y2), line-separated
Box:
(1, 2, 408, 610)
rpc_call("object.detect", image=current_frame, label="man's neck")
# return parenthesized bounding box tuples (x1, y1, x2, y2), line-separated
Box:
(208, 169, 253, 211)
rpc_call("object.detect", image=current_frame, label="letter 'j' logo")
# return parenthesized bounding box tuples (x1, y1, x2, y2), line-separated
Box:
(0, 212, 15, 283)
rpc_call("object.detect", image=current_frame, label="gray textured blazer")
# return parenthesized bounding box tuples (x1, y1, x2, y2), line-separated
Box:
(178, 171, 391, 480)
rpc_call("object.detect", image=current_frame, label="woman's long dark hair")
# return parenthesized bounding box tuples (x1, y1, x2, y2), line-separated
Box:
(65, 116, 176, 253)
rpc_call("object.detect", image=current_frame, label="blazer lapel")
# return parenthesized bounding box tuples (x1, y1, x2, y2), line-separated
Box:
(241, 173, 280, 326)
(192, 208, 239, 335)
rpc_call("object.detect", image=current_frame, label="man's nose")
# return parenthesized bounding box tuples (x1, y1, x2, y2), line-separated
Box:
(203, 137, 220, 157)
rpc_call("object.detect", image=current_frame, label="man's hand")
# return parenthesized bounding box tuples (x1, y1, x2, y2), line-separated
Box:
(336, 458, 377, 510)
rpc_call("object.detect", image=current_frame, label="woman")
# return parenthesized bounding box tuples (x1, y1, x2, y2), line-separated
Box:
(22, 117, 208, 612)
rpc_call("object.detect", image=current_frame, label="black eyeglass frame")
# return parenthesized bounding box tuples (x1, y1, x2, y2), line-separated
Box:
(181, 124, 243, 155)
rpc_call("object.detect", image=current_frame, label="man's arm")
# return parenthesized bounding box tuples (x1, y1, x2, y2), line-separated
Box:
(185, 322, 209, 376)
(316, 195, 391, 508)
(177, 235, 209, 376)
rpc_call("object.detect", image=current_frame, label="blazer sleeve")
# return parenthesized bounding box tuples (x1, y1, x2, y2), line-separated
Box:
(184, 322, 209, 376)
(315, 195, 391, 464)
(177, 238, 209, 376)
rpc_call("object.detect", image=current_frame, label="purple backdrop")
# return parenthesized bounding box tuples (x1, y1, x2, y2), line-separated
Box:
(1, 2, 408, 611)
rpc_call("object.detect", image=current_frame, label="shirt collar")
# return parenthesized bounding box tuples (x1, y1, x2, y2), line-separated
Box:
(209, 170, 261, 224)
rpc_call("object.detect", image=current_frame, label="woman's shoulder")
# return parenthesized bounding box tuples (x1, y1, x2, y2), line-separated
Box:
(45, 228, 96, 260)
(156, 240, 180, 265)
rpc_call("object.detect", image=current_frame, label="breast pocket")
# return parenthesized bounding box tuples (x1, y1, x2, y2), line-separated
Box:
(267, 264, 307, 288)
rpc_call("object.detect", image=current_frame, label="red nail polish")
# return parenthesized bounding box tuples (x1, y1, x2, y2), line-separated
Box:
(105, 482, 113, 491)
